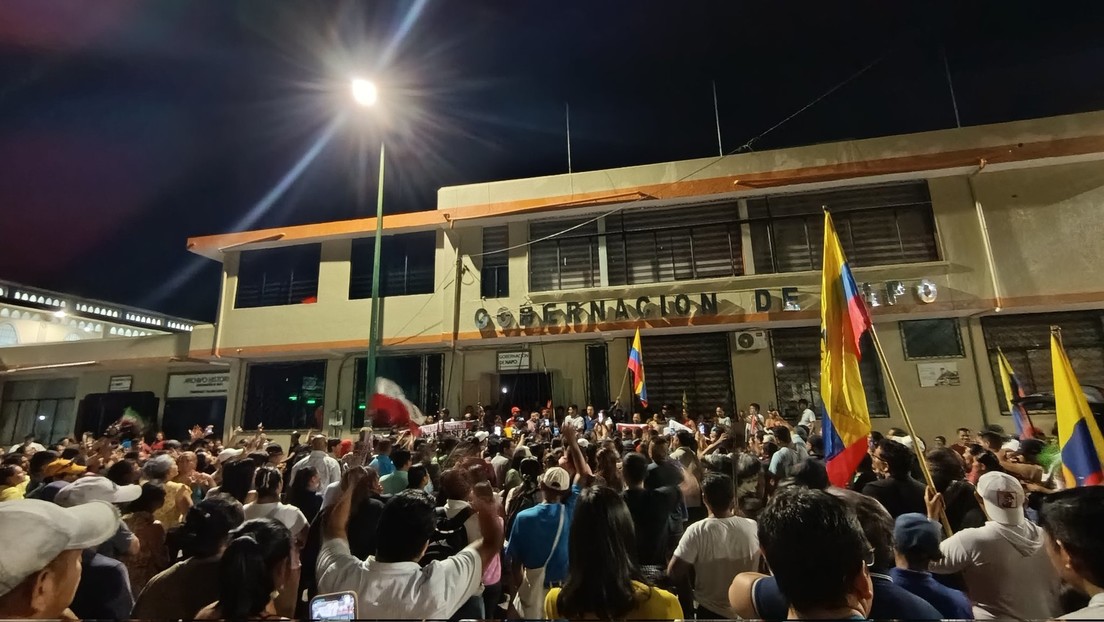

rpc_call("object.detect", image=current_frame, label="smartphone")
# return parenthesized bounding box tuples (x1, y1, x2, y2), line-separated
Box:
(542, 418, 550, 427)
(120, 439, 133, 450)
(494, 425, 503, 436)
(310, 592, 358, 620)
(699, 423, 707, 435)
(553, 427, 560, 436)
(598, 412, 605, 423)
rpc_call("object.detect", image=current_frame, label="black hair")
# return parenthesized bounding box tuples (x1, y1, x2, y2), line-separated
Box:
(749, 403, 761, 411)
(252, 465, 282, 499)
(217, 518, 292, 621)
(788, 459, 830, 490)
(220, 460, 257, 505)
(758, 487, 870, 613)
(171, 494, 246, 560)
(831, 488, 895, 571)
(875, 438, 912, 477)
(406, 464, 429, 489)
(59, 447, 80, 461)
(701, 472, 735, 513)
(979, 431, 1004, 451)
(392, 449, 413, 470)
(27, 450, 58, 474)
(925, 447, 965, 493)
(869, 431, 884, 445)
(1040, 487, 1104, 587)
(773, 426, 792, 445)
(0, 464, 22, 481)
(129, 482, 167, 514)
(798, 398, 809, 406)
(975, 450, 1003, 475)
(287, 466, 318, 509)
(621, 452, 649, 486)
(934, 435, 947, 444)
(808, 434, 824, 455)
(675, 430, 697, 452)
(556, 486, 648, 619)
(375, 489, 437, 562)
(105, 459, 138, 486)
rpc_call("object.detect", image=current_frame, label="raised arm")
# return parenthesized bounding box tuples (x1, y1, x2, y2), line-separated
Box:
(561, 425, 593, 487)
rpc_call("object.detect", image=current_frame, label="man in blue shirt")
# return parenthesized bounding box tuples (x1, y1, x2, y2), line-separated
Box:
(368, 438, 395, 477)
(891, 513, 974, 620)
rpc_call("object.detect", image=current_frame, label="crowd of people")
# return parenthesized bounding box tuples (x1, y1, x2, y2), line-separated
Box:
(0, 401, 1101, 620)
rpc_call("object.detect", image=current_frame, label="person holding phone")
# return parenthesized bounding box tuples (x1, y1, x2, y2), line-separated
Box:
(317, 480, 503, 619)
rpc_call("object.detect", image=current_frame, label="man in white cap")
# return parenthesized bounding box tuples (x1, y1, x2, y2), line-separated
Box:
(927, 470, 1061, 620)
(55, 476, 142, 560)
(0, 499, 120, 619)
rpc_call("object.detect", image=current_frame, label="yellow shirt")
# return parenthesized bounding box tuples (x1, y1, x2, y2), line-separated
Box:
(545, 581, 682, 620)
(0, 485, 23, 502)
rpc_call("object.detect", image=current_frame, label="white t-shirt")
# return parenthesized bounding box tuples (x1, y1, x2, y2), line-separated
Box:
(243, 501, 309, 537)
(798, 408, 816, 428)
(563, 414, 585, 431)
(930, 521, 1061, 620)
(672, 515, 760, 618)
(317, 539, 482, 620)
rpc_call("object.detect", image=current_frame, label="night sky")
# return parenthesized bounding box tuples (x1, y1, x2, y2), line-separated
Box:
(2, 1, 1103, 322)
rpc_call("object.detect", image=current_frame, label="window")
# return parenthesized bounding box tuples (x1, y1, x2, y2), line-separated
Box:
(901, 319, 965, 359)
(585, 343, 610, 410)
(350, 232, 436, 299)
(243, 361, 326, 429)
(640, 333, 734, 416)
(480, 226, 509, 298)
(982, 311, 1104, 411)
(748, 181, 938, 274)
(771, 327, 889, 419)
(606, 204, 744, 285)
(0, 379, 77, 445)
(235, 245, 320, 308)
(352, 353, 443, 428)
(0, 323, 17, 346)
(529, 219, 601, 292)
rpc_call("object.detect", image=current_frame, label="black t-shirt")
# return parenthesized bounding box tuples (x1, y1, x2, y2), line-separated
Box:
(752, 573, 941, 621)
(623, 486, 680, 566)
(861, 475, 927, 518)
(71, 549, 133, 621)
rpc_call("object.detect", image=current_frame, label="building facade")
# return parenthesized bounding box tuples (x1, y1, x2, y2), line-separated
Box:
(8, 111, 1104, 444)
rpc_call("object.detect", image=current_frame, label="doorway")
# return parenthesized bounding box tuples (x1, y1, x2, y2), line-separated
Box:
(498, 372, 553, 416)
(162, 398, 228, 442)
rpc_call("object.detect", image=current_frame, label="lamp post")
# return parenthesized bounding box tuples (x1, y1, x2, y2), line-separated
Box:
(352, 78, 386, 411)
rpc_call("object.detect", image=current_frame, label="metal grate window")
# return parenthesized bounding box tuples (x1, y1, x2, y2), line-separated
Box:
(900, 319, 965, 360)
(771, 327, 889, 419)
(747, 181, 939, 273)
(639, 333, 734, 416)
(480, 226, 509, 299)
(350, 232, 436, 299)
(529, 219, 601, 292)
(235, 245, 321, 309)
(982, 311, 1104, 412)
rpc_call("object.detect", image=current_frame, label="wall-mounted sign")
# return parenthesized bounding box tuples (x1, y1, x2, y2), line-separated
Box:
(753, 278, 938, 312)
(108, 375, 133, 392)
(167, 372, 231, 399)
(917, 362, 960, 387)
(479, 293, 719, 329)
(497, 351, 531, 371)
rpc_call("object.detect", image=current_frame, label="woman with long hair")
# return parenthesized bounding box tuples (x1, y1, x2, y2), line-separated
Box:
(286, 466, 323, 523)
(195, 518, 293, 621)
(504, 457, 543, 535)
(122, 482, 170, 593)
(547, 486, 682, 620)
(594, 445, 624, 491)
(144, 454, 193, 529)
(215, 459, 257, 505)
(133, 495, 246, 620)
(243, 466, 309, 617)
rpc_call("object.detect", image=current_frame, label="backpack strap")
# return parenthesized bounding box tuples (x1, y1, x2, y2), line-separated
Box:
(542, 504, 566, 568)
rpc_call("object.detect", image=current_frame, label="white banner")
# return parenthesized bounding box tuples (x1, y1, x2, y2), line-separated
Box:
(418, 420, 473, 436)
(167, 373, 231, 399)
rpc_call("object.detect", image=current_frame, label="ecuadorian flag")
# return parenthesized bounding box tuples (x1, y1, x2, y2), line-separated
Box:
(1051, 331, 1104, 487)
(628, 329, 648, 407)
(997, 349, 1034, 439)
(820, 211, 873, 487)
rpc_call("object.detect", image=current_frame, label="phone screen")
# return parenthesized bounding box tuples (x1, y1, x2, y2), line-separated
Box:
(598, 413, 605, 423)
(494, 425, 502, 436)
(542, 418, 550, 427)
(699, 423, 707, 434)
(310, 592, 357, 620)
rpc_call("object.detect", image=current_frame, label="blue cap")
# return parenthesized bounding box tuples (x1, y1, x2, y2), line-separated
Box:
(894, 513, 942, 558)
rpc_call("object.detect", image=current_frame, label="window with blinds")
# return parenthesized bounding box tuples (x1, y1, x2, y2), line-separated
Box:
(771, 327, 889, 419)
(481, 226, 509, 298)
(529, 219, 601, 292)
(640, 332, 735, 416)
(350, 232, 436, 299)
(748, 181, 938, 273)
(982, 311, 1104, 412)
(235, 245, 321, 309)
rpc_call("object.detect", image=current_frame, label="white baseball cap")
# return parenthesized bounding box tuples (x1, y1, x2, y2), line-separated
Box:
(54, 475, 141, 508)
(540, 466, 571, 492)
(0, 499, 119, 595)
(977, 471, 1026, 525)
(218, 448, 244, 463)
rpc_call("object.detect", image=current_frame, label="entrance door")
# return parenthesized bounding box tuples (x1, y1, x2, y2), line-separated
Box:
(76, 392, 160, 439)
(640, 332, 734, 417)
(498, 372, 553, 416)
(162, 398, 228, 442)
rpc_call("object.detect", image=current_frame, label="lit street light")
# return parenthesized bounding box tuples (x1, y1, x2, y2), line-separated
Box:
(353, 77, 386, 414)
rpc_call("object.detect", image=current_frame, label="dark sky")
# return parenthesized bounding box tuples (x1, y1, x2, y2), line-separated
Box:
(2, 1, 1103, 322)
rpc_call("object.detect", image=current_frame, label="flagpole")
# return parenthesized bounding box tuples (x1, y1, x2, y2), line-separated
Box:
(868, 325, 953, 535)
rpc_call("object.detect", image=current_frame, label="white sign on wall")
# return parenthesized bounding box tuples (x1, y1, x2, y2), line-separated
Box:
(497, 351, 530, 371)
(167, 373, 231, 399)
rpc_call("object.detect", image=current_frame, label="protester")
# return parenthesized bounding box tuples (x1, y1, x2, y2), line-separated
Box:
(317, 485, 503, 620)
(797, 398, 817, 432)
(0, 463, 27, 500)
(290, 435, 342, 491)
(195, 518, 293, 620)
(243, 466, 308, 617)
(668, 472, 759, 619)
(767, 426, 798, 481)
(143, 454, 192, 529)
(504, 456, 543, 535)
(133, 495, 246, 619)
(1039, 486, 1104, 619)
(380, 449, 413, 494)
(287, 465, 323, 523)
(0, 499, 119, 619)
(212, 458, 257, 505)
(928, 470, 1062, 619)
(891, 513, 973, 619)
(863, 438, 926, 518)
(368, 438, 395, 476)
(121, 482, 170, 594)
(926, 446, 986, 532)
(621, 451, 680, 583)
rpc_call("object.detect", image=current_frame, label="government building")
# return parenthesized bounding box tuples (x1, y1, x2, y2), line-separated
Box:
(4, 110, 1104, 443)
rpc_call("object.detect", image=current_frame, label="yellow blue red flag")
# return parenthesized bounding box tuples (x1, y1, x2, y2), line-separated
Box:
(997, 349, 1034, 439)
(820, 211, 874, 487)
(628, 329, 648, 407)
(1051, 331, 1104, 487)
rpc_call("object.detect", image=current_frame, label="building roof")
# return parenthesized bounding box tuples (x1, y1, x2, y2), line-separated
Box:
(186, 110, 1104, 261)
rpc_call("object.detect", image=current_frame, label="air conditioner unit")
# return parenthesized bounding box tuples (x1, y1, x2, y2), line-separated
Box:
(734, 330, 769, 352)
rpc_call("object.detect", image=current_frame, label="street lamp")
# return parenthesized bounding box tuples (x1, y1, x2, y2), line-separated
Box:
(352, 78, 386, 416)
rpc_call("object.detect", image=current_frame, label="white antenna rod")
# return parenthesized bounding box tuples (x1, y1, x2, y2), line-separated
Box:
(713, 80, 724, 156)
(566, 102, 573, 173)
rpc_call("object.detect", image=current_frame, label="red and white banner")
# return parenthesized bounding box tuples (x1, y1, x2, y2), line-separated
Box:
(370, 378, 426, 433)
(419, 420, 473, 437)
